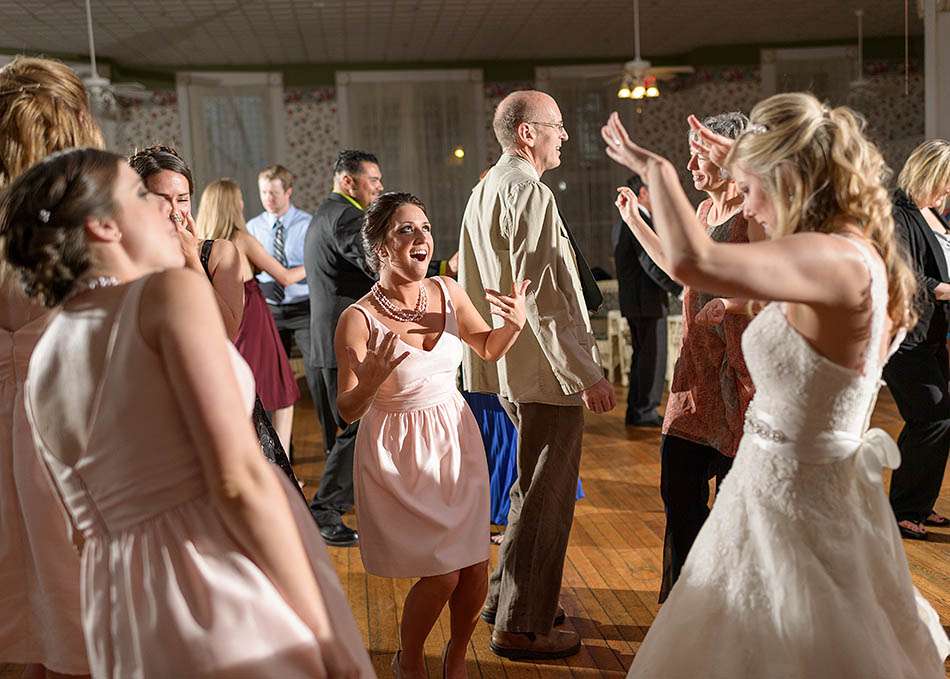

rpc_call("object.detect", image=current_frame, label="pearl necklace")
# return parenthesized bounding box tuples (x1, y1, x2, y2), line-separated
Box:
(65, 275, 120, 301)
(371, 282, 427, 323)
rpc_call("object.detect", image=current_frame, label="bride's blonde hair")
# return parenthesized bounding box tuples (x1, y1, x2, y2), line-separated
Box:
(726, 92, 916, 329)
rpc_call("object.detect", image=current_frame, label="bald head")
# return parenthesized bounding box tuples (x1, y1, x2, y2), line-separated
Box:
(493, 90, 556, 152)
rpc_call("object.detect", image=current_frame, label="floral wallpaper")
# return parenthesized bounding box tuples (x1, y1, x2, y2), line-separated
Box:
(116, 91, 182, 158)
(114, 63, 925, 248)
(283, 87, 339, 213)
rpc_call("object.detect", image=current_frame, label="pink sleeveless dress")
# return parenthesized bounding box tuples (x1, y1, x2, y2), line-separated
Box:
(353, 277, 490, 577)
(23, 275, 374, 678)
(0, 299, 87, 673)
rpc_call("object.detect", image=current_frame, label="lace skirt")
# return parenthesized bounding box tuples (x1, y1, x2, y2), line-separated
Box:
(628, 429, 950, 678)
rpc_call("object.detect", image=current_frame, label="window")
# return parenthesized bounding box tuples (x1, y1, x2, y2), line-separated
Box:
(336, 69, 486, 259)
(536, 64, 629, 273)
(176, 72, 286, 211)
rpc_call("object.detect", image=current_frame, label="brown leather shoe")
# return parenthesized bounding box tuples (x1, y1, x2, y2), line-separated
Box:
(480, 605, 566, 626)
(490, 628, 581, 660)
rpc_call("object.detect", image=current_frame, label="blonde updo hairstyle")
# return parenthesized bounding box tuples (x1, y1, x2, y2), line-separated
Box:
(0, 56, 104, 287)
(726, 92, 916, 329)
(897, 139, 950, 210)
(0, 56, 103, 187)
(196, 178, 245, 242)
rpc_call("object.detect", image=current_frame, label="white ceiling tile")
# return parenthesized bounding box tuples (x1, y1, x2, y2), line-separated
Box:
(0, 0, 922, 68)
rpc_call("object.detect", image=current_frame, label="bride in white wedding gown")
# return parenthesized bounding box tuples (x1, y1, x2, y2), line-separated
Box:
(603, 93, 950, 678)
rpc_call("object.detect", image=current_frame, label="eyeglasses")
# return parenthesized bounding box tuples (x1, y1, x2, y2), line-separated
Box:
(527, 121, 567, 133)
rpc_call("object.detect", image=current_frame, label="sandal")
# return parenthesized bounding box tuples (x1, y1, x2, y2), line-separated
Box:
(898, 520, 927, 540)
(924, 512, 949, 527)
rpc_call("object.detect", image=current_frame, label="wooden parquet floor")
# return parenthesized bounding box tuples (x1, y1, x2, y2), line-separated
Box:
(3, 385, 949, 678)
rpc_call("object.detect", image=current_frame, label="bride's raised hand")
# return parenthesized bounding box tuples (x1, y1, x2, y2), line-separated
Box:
(601, 111, 663, 174)
(687, 114, 734, 168)
(344, 325, 409, 394)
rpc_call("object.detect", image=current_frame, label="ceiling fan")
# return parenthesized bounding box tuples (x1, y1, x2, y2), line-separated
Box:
(616, 0, 695, 99)
(82, 0, 150, 113)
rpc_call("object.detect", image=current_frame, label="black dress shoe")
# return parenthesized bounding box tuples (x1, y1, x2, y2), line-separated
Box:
(626, 413, 663, 428)
(319, 523, 358, 546)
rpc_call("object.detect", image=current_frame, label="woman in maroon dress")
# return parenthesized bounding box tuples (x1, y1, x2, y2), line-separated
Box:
(196, 179, 302, 453)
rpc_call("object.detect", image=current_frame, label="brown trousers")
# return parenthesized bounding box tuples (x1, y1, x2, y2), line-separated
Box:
(488, 400, 584, 633)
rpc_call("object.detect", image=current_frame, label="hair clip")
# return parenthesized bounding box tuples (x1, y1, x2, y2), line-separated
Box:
(38, 209, 51, 223)
(0, 83, 42, 97)
(747, 123, 768, 135)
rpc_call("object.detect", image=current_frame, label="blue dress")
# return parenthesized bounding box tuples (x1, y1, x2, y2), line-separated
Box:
(462, 391, 583, 525)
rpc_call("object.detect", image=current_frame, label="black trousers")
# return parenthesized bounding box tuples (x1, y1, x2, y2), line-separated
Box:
(882, 342, 950, 524)
(269, 300, 320, 451)
(624, 315, 667, 422)
(307, 366, 357, 528)
(658, 434, 733, 603)
(269, 301, 355, 528)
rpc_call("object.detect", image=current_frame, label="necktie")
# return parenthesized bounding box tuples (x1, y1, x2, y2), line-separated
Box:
(271, 218, 287, 303)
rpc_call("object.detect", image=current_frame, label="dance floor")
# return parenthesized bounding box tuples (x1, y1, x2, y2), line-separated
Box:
(3, 385, 948, 678)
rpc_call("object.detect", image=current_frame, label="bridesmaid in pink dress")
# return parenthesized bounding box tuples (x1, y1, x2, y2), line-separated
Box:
(0, 56, 101, 679)
(4, 149, 373, 678)
(335, 192, 529, 679)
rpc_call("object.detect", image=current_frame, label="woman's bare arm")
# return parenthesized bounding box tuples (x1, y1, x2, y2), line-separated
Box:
(444, 276, 529, 361)
(235, 230, 306, 288)
(603, 113, 868, 308)
(139, 269, 353, 671)
(614, 187, 679, 281)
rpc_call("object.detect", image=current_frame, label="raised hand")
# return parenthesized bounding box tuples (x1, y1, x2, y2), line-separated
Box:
(615, 186, 649, 231)
(695, 298, 727, 327)
(687, 114, 734, 167)
(344, 325, 409, 395)
(485, 279, 531, 330)
(601, 111, 664, 175)
(172, 210, 201, 266)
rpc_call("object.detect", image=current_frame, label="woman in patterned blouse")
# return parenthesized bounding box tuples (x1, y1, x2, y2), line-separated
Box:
(613, 111, 760, 603)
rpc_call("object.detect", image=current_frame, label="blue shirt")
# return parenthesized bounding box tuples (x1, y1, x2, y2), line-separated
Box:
(245, 204, 313, 304)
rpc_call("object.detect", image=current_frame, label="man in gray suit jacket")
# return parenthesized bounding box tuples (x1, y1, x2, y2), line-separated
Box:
(459, 90, 615, 660)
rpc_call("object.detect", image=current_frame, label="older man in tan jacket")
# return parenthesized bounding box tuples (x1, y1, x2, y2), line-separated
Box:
(459, 90, 615, 660)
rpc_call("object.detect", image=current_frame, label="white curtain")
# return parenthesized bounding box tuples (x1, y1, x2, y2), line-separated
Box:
(176, 72, 286, 211)
(337, 70, 485, 260)
(536, 65, 628, 274)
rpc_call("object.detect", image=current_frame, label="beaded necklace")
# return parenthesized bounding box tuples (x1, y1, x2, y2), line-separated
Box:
(371, 281, 427, 323)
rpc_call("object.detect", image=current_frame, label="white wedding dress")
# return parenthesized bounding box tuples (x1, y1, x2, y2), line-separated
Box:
(628, 238, 950, 678)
